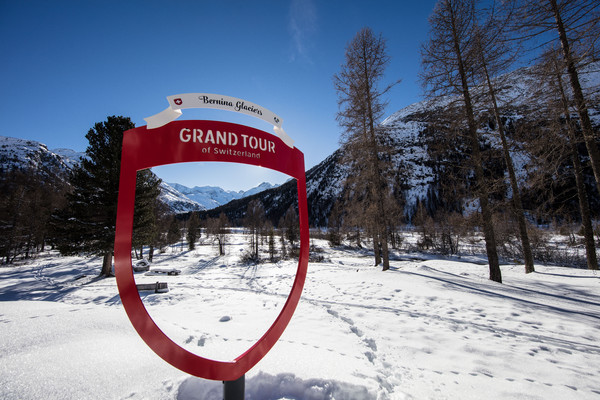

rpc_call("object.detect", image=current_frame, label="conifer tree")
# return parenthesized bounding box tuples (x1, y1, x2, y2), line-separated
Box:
(147, 194, 171, 260)
(166, 216, 182, 247)
(538, 49, 598, 270)
(207, 212, 229, 256)
(132, 169, 163, 259)
(186, 212, 200, 251)
(245, 199, 265, 261)
(266, 221, 277, 262)
(470, 5, 535, 273)
(333, 27, 399, 271)
(281, 205, 299, 249)
(513, 0, 600, 195)
(54, 116, 161, 276)
(422, 0, 502, 282)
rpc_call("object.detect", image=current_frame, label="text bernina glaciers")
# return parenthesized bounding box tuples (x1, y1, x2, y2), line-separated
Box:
(199, 95, 263, 117)
(179, 128, 276, 154)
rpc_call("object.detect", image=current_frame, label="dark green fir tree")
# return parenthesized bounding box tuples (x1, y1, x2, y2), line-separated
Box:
(132, 169, 163, 260)
(53, 116, 161, 276)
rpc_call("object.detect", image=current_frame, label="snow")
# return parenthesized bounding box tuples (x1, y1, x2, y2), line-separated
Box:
(0, 135, 85, 174)
(2, 233, 600, 399)
(381, 112, 434, 218)
(51, 147, 85, 170)
(159, 182, 207, 213)
(163, 182, 278, 212)
(1, 134, 277, 214)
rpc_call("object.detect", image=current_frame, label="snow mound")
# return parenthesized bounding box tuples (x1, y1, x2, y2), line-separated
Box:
(169, 372, 374, 400)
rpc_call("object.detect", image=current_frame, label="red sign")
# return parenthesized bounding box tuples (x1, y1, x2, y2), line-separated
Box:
(114, 120, 309, 381)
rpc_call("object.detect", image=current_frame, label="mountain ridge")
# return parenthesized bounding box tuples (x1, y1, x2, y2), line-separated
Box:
(0, 135, 277, 213)
(3, 62, 599, 224)
(205, 61, 600, 226)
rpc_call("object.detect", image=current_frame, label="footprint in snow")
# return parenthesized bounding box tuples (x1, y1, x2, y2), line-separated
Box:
(350, 325, 364, 337)
(363, 337, 377, 351)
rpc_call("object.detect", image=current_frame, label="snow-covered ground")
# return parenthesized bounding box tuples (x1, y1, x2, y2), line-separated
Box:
(1, 233, 600, 399)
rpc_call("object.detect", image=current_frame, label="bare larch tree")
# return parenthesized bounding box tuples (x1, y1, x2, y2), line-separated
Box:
(471, 3, 535, 273)
(333, 27, 399, 271)
(513, 0, 600, 195)
(421, 0, 502, 283)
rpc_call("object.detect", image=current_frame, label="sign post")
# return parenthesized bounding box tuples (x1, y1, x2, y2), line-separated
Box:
(114, 96, 309, 398)
(223, 375, 245, 400)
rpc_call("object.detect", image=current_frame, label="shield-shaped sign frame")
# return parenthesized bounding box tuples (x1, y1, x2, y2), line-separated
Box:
(114, 120, 309, 381)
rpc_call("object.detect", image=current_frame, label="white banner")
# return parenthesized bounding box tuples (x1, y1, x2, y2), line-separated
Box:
(144, 93, 293, 147)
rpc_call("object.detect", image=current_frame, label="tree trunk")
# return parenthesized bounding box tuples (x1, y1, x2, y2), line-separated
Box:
(450, 5, 501, 283)
(482, 60, 535, 273)
(567, 125, 599, 270)
(372, 232, 382, 266)
(551, 0, 600, 196)
(361, 44, 390, 271)
(380, 227, 390, 271)
(148, 245, 154, 262)
(100, 252, 113, 277)
(553, 61, 599, 270)
(254, 230, 259, 260)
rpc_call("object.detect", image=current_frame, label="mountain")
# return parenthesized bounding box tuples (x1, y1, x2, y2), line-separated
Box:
(51, 148, 85, 170)
(203, 150, 347, 226)
(0, 136, 85, 183)
(205, 62, 600, 227)
(0, 135, 278, 214)
(162, 182, 278, 212)
(4, 62, 599, 225)
(159, 182, 207, 214)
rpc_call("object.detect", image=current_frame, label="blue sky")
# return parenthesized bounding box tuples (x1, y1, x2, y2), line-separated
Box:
(1, 0, 437, 191)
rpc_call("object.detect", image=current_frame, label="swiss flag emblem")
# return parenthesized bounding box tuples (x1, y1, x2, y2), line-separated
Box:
(174, 98, 183, 106)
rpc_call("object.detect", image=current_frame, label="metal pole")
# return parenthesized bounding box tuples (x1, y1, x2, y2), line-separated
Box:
(223, 374, 245, 400)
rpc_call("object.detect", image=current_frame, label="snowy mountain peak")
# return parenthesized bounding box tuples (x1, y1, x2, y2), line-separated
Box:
(1, 135, 277, 214)
(51, 148, 85, 170)
(0, 135, 73, 180)
(163, 181, 278, 212)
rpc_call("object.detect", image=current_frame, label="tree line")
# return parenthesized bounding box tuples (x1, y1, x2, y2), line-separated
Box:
(332, 0, 599, 280)
(0, 115, 305, 272)
(0, 117, 166, 273)
(183, 200, 301, 264)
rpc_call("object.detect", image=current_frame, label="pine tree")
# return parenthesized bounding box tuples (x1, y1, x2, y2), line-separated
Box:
(266, 222, 277, 262)
(186, 212, 200, 251)
(54, 115, 160, 276)
(281, 205, 299, 249)
(166, 216, 182, 247)
(327, 200, 344, 247)
(132, 169, 163, 259)
(148, 194, 171, 260)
